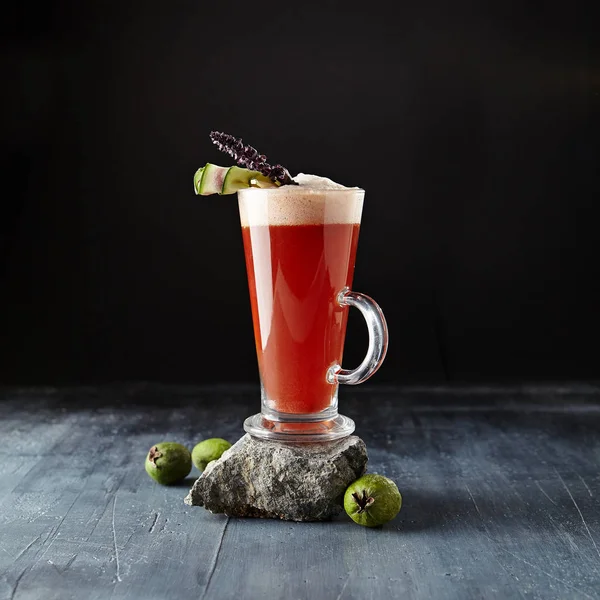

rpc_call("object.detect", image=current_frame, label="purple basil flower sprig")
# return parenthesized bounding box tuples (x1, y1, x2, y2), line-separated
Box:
(210, 131, 297, 186)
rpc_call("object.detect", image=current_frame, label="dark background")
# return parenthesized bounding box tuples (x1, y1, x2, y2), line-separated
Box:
(2, 0, 598, 386)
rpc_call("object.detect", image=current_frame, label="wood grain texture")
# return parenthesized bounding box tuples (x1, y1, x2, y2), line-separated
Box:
(1, 384, 599, 599)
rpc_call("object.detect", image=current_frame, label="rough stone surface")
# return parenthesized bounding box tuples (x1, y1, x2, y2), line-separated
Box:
(184, 434, 368, 521)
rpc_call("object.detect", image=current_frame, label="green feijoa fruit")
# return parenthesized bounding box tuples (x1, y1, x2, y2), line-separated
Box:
(344, 474, 402, 527)
(192, 438, 232, 471)
(145, 442, 192, 485)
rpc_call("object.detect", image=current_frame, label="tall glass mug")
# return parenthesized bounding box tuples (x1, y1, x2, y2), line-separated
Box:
(238, 185, 388, 441)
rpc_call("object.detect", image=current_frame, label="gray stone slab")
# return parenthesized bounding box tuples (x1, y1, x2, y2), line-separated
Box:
(185, 434, 367, 521)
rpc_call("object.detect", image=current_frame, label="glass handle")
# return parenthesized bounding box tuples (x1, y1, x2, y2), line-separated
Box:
(327, 288, 389, 386)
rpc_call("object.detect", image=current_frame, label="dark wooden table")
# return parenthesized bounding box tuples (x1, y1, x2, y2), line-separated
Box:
(1, 384, 600, 599)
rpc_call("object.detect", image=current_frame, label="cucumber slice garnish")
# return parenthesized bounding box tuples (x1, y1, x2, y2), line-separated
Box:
(222, 166, 275, 194)
(194, 163, 279, 196)
(194, 163, 227, 195)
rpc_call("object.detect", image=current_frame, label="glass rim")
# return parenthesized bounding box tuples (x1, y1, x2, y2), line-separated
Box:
(237, 186, 365, 197)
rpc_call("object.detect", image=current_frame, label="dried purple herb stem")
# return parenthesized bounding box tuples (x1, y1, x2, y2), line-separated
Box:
(210, 131, 297, 186)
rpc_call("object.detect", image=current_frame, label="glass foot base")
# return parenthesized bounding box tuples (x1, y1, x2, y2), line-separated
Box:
(243, 413, 355, 442)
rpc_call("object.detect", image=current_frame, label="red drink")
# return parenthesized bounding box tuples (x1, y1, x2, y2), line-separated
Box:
(242, 222, 360, 414)
(238, 182, 387, 441)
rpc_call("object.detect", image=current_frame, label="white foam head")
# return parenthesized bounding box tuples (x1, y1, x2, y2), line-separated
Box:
(238, 173, 364, 227)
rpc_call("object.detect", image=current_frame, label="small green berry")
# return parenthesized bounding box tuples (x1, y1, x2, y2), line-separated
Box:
(344, 474, 402, 527)
(192, 438, 232, 471)
(145, 442, 191, 485)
